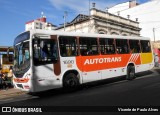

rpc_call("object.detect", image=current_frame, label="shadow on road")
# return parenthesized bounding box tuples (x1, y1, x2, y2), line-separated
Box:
(135, 70, 154, 78)
(30, 69, 158, 98)
(153, 68, 160, 74)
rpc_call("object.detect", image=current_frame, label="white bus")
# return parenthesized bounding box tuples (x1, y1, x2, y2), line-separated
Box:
(13, 29, 154, 92)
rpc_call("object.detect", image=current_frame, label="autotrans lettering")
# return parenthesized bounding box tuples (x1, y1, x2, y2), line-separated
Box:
(84, 57, 121, 65)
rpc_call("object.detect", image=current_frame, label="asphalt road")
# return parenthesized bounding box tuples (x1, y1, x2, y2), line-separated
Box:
(0, 68, 160, 113)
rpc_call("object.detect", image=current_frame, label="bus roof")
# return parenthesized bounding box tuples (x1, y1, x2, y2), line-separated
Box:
(25, 29, 150, 41)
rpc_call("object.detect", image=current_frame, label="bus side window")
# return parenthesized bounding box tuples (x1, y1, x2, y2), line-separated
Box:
(100, 38, 115, 55)
(59, 36, 78, 57)
(79, 37, 98, 56)
(140, 40, 151, 53)
(67, 48, 72, 56)
(116, 39, 129, 54)
(129, 40, 141, 53)
(60, 46, 66, 56)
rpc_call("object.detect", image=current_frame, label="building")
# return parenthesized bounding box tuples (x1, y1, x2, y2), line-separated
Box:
(107, 0, 138, 15)
(108, 0, 160, 43)
(108, 0, 160, 63)
(56, 4, 141, 36)
(25, 16, 56, 31)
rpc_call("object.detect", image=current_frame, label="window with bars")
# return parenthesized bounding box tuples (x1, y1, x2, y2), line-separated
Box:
(79, 37, 99, 56)
(100, 38, 115, 54)
(59, 36, 78, 57)
(116, 39, 129, 54)
(140, 40, 151, 53)
(129, 40, 141, 53)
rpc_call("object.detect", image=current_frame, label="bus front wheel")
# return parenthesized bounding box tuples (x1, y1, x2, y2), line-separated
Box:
(63, 73, 79, 91)
(126, 65, 135, 80)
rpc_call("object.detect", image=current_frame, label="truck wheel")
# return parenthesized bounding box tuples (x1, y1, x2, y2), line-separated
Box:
(126, 65, 135, 80)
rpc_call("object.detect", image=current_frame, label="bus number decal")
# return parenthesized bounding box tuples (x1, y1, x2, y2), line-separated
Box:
(63, 60, 74, 64)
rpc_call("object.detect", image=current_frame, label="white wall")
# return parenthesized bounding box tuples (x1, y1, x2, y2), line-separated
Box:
(26, 20, 55, 31)
(108, 2, 129, 15)
(108, 0, 160, 41)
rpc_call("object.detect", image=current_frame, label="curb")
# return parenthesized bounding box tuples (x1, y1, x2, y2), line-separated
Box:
(0, 89, 27, 100)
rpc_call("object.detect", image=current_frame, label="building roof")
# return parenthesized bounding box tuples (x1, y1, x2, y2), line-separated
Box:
(70, 14, 89, 23)
(26, 17, 46, 24)
(56, 14, 90, 29)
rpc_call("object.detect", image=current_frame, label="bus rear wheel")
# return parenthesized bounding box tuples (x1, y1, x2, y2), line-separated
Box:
(63, 73, 79, 92)
(126, 65, 135, 80)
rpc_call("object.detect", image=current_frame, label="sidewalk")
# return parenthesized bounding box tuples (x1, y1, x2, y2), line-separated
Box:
(0, 88, 27, 100)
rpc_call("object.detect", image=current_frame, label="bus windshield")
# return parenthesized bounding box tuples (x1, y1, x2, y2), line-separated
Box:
(13, 32, 30, 77)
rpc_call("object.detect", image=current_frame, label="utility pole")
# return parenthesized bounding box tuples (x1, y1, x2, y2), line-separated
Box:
(89, 0, 90, 16)
(153, 28, 155, 42)
(63, 11, 67, 31)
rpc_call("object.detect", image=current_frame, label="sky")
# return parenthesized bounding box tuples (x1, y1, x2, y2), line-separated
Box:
(0, 0, 149, 46)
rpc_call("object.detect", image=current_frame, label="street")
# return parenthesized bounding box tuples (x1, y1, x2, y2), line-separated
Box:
(0, 68, 160, 112)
